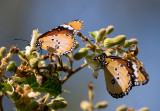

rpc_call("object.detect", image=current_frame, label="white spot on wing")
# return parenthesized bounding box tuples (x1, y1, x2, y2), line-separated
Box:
(61, 24, 74, 30)
(132, 62, 139, 78)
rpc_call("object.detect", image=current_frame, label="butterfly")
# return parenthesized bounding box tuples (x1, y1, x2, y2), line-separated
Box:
(35, 20, 84, 55)
(97, 53, 149, 98)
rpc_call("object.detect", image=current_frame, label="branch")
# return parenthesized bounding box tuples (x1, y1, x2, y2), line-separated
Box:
(62, 62, 88, 84)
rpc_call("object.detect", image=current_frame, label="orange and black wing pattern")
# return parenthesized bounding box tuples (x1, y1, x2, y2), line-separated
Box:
(99, 53, 149, 98)
(103, 58, 132, 98)
(36, 20, 84, 55)
(109, 56, 149, 86)
(65, 20, 84, 31)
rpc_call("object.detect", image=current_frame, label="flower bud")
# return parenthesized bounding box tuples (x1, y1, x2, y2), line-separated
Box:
(116, 105, 127, 111)
(80, 100, 89, 111)
(29, 58, 39, 68)
(73, 48, 88, 60)
(123, 39, 138, 48)
(106, 25, 114, 35)
(6, 61, 17, 72)
(104, 35, 126, 48)
(86, 44, 96, 51)
(127, 108, 134, 111)
(94, 101, 108, 109)
(74, 42, 79, 50)
(139, 107, 149, 111)
(0, 47, 7, 58)
(96, 28, 107, 43)
(50, 98, 67, 110)
(16, 85, 24, 94)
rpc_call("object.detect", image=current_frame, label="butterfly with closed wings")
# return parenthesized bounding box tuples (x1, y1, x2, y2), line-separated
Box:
(97, 52, 149, 98)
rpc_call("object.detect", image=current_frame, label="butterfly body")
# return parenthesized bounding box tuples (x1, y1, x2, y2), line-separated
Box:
(99, 53, 149, 98)
(35, 20, 84, 55)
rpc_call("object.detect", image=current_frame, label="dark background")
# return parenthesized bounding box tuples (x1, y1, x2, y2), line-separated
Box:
(0, 0, 159, 111)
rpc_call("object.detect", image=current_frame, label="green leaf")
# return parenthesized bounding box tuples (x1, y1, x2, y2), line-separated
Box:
(0, 83, 12, 92)
(21, 77, 62, 97)
(26, 101, 39, 111)
(89, 31, 98, 38)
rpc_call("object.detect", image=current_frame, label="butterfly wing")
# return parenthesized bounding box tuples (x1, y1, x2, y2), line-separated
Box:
(108, 56, 149, 86)
(65, 20, 84, 31)
(134, 65, 149, 85)
(104, 58, 132, 98)
(39, 34, 76, 55)
(37, 20, 84, 55)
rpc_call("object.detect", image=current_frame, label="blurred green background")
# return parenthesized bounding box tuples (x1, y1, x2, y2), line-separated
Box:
(0, 0, 159, 111)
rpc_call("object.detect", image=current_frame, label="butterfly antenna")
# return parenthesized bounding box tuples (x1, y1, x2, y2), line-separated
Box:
(14, 39, 30, 44)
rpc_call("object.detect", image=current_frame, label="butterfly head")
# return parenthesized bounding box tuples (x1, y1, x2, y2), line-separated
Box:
(35, 40, 42, 48)
(97, 52, 108, 67)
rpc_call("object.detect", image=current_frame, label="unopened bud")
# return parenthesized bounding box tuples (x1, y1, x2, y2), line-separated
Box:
(6, 61, 17, 72)
(80, 100, 89, 111)
(16, 85, 24, 94)
(139, 107, 149, 111)
(86, 44, 95, 51)
(127, 108, 134, 111)
(106, 25, 114, 35)
(74, 42, 79, 50)
(51, 98, 67, 110)
(116, 105, 127, 111)
(94, 101, 108, 109)
(123, 39, 138, 48)
(104, 35, 126, 48)
(0, 47, 7, 57)
(73, 48, 88, 60)
(96, 28, 107, 43)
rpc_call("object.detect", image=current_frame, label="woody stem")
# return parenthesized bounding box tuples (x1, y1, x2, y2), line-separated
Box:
(62, 62, 88, 84)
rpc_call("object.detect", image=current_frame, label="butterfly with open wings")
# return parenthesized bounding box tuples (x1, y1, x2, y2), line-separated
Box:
(35, 20, 84, 55)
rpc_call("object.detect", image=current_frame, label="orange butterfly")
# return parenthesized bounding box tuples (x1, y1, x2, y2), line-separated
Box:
(98, 53, 149, 98)
(36, 20, 84, 55)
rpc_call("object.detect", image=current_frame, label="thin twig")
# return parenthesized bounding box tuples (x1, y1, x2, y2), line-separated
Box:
(43, 93, 51, 104)
(77, 32, 94, 47)
(62, 62, 88, 84)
